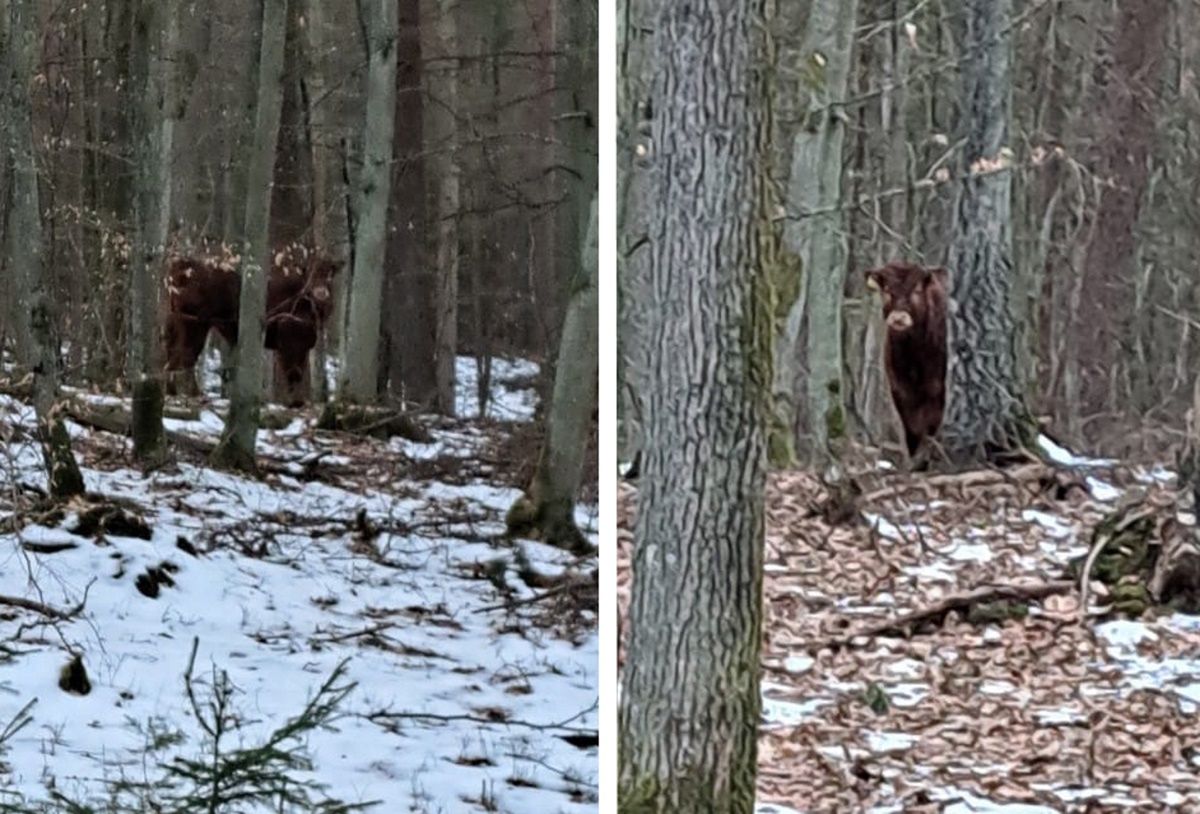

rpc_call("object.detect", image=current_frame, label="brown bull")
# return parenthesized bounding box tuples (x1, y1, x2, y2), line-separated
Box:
(163, 244, 339, 406)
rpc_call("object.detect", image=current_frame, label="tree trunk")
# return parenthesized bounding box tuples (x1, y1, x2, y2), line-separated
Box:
(617, 0, 774, 809)
(774, 0, 859, 464)
(939, 0, 1033, 464)
(617, 0, 654, 466)
(211, 0, 289, 472)
(223, 0, 265, 248)
(384, 0, 436, 406)
(339, 0, 398, 404)
(3, 0, 85, 498)
(430, 0, 459, 416)
(506, 196, 597, 553)
(269, 0, 313, 249)
(128, 0, 180, 465)
(1074, 1, 1170, 425)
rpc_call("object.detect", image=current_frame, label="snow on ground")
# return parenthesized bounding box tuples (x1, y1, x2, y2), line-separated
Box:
(0, 363, 596, 812)
(618, 442, 1200, 812)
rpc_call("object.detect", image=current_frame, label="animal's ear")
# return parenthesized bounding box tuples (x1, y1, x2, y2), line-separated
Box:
(927, 266, 949, 287)
(864, 269, 881, 291)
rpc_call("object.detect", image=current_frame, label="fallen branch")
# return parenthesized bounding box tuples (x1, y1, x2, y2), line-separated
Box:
(473, 572, 597, 613)
(807, 580, 1075, 652)
(0, 592, 77, 620)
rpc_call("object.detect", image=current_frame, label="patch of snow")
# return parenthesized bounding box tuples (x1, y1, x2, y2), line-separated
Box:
(1037, 435, 1114, 468)
(455, 356, 540, 421)
(1022, 509, 1074, 538)
(0, 398, 596, 811)
(939, 788, 1060, 814)
(1096, 619, 1159, 647)
(1086, 477, 1121, 502)
(865, 731, 917, 754)
(945, 541, 992, 562)
(761, 688, 825, 727)
(783, 655, 814, 674)
(758, 804, 805, 814)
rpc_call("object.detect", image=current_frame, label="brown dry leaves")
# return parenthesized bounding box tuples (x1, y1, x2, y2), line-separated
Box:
(617, 464, 1200, 812)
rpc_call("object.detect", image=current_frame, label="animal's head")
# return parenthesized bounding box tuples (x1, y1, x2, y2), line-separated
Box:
(305, 255, 340, 324)
(265, 313, 318, 401)
(865, 262, 948, 334)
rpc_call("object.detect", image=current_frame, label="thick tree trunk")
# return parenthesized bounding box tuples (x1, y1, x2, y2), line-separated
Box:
(617, 0, 774, 809)
(384, 0, 436, 405)
(128, 0, 180, 465)
(430, 0, 459, 415)
(506, 196, 597, 553)
(268, 0, 313, 249)
(339, 0, 398, 404)
(774, 0, 859, 464)
(211, 0, 289, 472)
(617, 0, 653, 466)
(223, 0, 265, 248)
(939, 0, 1033, 464)
(4, 0, 85, 498)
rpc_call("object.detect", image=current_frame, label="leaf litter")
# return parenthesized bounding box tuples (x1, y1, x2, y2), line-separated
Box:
(617, 439, 1200, 813)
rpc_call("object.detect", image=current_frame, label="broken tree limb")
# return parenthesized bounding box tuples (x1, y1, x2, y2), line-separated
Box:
(810, 580, 1075, 652)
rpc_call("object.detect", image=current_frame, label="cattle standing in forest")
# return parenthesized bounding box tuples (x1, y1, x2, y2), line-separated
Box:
(865, 261, 949, 463)
(163, 243, 340, 405)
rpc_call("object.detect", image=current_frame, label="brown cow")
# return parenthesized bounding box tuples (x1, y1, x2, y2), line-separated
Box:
(865, 261, 949, 462)
(163, 243, 340, 405)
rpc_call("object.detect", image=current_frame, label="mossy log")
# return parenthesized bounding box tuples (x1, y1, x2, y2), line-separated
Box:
(1076, 496, 1200, 616)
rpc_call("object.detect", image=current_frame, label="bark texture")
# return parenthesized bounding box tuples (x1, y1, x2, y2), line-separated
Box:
(506, 196, 597, 553)
(129, 0, 180, 465)
(775, 0, 859, 463)
(340, 0, 398, 403)
(939, 0, 1032, 464)
(3, 0, 85, 498)
(211, 0, 289, 471)
(617, 0, 774, 808)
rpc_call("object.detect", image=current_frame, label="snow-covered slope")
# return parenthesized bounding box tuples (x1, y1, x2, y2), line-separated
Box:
(0, 360, 597, 813)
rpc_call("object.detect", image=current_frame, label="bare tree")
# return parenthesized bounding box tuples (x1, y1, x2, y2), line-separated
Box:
(3, 0, 85, 497)
(339, 0, 398, 404)
(506, 195, 597, 553)
(939, 0, 1033, 464)
(430, 0, 460, 415)
(774, 0, 859, 464)
(211, 0, 289, 471)
(129, 0, 182, 464)
(617, 0, 775, 808)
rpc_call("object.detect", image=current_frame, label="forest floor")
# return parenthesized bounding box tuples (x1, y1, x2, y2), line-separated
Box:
(0, 356, 597, 813)
(618, 439, 1200, 814)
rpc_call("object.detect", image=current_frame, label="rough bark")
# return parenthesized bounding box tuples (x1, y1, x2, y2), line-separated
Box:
(939, 0, 1033, 464)
(505, 196, 597, 553)
(211, 0, 289, 472)
(128, 0, 180, 466)
(384, 0, 436, 405)
(223, 0, 265, 248)
(339, 0, 398, 404)
(617, 0, 654, 466)
(774, 0, 859, 464)
(430, 0, 459, 415)
(617, 0, 774, 809)
(3, 0, 85, 498)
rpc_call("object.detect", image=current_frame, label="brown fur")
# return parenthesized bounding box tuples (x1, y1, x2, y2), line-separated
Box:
(865, 261, 949, 459)
(163, 244, 340, 404)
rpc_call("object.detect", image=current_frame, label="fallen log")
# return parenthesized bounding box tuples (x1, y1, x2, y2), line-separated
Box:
(809, 580, 1076, 652)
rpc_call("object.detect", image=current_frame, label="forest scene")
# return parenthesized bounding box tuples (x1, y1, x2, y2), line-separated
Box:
(0, 0, 597, 811)
(618, 0, 1200, 811)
